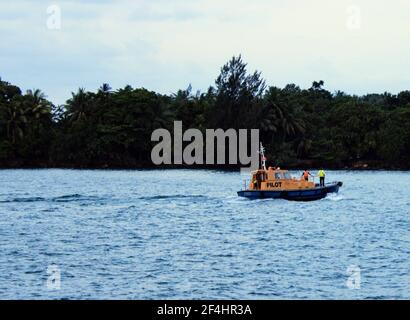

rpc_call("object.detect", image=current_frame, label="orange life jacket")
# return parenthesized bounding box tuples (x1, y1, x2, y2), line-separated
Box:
(303, 171, 309, 178)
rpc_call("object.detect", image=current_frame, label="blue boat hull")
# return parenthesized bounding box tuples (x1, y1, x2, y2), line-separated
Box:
(237, 182, 342, 201)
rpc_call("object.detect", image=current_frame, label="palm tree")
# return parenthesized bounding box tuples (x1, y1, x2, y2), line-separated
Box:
(5, 101, 27, 144)
(66, 88, 89, 122)
(260, 100, 305, 143)
(22, 89, 52, 142)
(260, 101, 284, 141)
(149, 101, 174, 130)
(280, 109, 305, 140)
(25, 89, 52, 119)
(98, 83, 112, 94)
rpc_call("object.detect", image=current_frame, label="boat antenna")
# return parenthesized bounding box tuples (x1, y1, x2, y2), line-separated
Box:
(259, 142, 267, 170)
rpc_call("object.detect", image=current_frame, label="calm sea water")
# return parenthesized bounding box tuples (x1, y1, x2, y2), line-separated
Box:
(0, 169, 409, 299)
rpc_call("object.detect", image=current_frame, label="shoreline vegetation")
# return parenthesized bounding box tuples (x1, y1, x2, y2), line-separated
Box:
(1, 56, 410, 170)
(0, 160, 408, 171)
(0, 164, 409, 171)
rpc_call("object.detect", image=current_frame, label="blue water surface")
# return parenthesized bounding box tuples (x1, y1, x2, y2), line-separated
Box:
(0, 169, 409, 299)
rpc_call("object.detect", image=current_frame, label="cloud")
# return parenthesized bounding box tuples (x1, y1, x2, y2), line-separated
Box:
(0, 0, 409, 104)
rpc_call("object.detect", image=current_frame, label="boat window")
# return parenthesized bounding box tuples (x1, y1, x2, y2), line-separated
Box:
(275, 173, 282, 180)
(284, 172, 291, 179)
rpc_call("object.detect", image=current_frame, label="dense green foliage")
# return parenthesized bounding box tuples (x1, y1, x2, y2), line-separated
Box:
(1, 56, 409, 168)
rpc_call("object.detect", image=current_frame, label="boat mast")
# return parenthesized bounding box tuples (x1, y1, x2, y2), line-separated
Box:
(259, 142, 267, 170)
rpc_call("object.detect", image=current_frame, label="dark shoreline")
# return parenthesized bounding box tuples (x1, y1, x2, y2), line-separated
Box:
(1, 161, 409, 171)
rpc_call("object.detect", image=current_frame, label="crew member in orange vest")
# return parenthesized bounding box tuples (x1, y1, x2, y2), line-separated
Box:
(302, 169, 313, 181)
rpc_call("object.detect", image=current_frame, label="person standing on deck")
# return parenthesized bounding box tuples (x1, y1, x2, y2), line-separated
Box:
(252, 178, 258, 190)
(302, 169, 313, 181)
(318, 169, 326, 187)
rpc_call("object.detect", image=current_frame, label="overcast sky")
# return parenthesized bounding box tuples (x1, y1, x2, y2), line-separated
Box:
(1, 0, 409, 105)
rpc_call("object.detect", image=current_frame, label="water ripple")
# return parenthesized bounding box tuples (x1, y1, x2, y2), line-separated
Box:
(0, 169, 409, 299)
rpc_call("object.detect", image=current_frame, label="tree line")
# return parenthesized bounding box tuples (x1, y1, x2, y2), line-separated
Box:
(1, 55, 409, 169)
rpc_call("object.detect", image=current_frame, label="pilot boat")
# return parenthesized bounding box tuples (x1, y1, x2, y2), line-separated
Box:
(237, 144, 343, 201)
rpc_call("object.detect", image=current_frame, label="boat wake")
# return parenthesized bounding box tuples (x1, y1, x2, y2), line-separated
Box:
(137, 194, 208, 201)
(0, 194, 102, 203)
(325, 193, 345, 201)
(0, 196, 45, 203)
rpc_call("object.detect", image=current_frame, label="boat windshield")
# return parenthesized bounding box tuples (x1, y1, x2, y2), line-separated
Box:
(284, 172, 291, 179)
